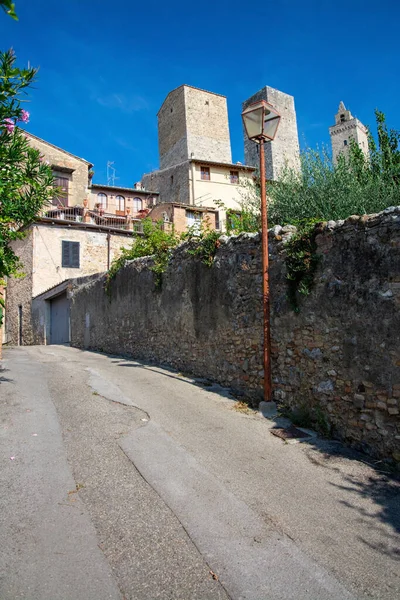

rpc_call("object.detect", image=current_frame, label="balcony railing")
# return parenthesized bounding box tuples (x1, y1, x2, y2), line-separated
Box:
(42, 206, 143, 233)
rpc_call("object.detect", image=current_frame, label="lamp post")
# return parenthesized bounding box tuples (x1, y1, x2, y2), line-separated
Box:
(241, 100, 281, 402)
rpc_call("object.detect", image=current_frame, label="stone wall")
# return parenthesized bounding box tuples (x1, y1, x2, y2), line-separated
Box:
(70, 208, 400, 459)
(142, 162, 191, 206)
(4, 231, 34, 346)
(26, 132, 91, 207)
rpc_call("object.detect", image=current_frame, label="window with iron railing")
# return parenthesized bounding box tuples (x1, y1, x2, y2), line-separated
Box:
(116, 195, 125, 212)
(133, 197, 142, 213)
(97, 192, 107, 209)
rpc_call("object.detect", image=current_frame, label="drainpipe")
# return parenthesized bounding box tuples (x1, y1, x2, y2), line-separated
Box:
(107, 233, 111, 270)
(190, 157, 196, 206)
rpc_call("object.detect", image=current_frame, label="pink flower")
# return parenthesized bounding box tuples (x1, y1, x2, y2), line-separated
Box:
(3, 118, 15, 133)
(19, 110, 30, 123)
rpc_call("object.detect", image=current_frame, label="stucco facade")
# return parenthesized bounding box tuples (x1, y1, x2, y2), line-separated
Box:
(329, 101, 369, 163)
(143, 160, 255, 232)
(89, 184, 158, 217)
(243, 86, 301, 181)
(5, 222, 133, 345)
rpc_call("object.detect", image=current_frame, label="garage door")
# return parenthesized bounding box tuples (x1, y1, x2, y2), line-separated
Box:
(50, 293, 70, 344)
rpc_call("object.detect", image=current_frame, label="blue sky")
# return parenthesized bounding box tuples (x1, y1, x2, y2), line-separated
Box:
(1, 0, 399, 187)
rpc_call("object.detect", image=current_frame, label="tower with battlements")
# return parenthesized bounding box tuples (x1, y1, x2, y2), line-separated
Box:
(242, 86, 300, 181)
(329, 101, 369, 163)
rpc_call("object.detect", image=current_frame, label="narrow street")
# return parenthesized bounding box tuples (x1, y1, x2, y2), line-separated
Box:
(1, 346, 399, 600)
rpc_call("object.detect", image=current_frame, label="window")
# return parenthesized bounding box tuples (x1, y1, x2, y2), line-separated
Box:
(132, 197, 142, 213)
(215, 211, 220, 230)
(344, 140, 348, 146)
(186, 210, 202, 233)
(97, 192, 107, 209)
(230, 170, 239, 184)
(62, 241, 80, 268)
(340, 114, 345, 123)
(200, 166, 210, 181)
(170, 175, 174, 185)
(52, 175, 69, 206)
(116, 195, 125, 212)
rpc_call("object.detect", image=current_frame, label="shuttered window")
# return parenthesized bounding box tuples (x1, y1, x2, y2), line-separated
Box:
(52, 176, 69, 206)
(62, 241, 80, 268)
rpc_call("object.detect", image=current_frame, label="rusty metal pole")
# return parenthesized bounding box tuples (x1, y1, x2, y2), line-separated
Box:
(259, 139, 272, 402)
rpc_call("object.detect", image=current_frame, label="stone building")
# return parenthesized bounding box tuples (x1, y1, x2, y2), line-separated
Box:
(89, 183, 157, 218)
(141, 85, 256, 232)
(149, 202, 218, 234)
(329, 101, 369, 163)
(4, 219, 133, 346)
(26, 132, 92, 208)
(4, 133, 148, 347)
(242, 86, 300, 180)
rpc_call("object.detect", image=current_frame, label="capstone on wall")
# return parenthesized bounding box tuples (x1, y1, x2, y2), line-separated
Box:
(26, 133, 91, 206)
(243, 86, 300, 181)
(70, 207, 400, 460)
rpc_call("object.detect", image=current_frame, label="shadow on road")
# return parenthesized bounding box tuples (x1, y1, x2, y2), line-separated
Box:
(296, 435, 400, 561)
(0, 366, 13, 383)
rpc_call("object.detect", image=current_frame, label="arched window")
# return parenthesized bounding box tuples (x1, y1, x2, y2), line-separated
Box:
(116, 195, 125, 212)
(97, 192, 107, 209)
(133, 197, 142, 213)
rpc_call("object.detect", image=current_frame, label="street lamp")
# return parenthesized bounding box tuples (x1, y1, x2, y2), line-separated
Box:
(242, 100, 281, 403)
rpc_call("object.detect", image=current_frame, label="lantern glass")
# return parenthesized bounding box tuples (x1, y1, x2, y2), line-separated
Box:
(263, 114, 280, 141)
(242, 104, 264, 140)
(242, 100, 281, 142)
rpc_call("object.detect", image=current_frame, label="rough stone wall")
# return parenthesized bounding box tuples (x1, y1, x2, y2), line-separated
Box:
(243, 86, 300, 180)
(157, 85, 232, 170)
(158, 87, 188, 170)
(5, 231, 34, 346)
(26, 133, 90, 206)
(70, 208, 400, 459)
(142, 162, 191, 205)
(184, 86, 232, 164)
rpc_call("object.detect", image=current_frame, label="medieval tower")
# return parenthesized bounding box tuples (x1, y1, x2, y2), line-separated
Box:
(158, 85, 232, 169)
(242, 86, 300, 181)
(329, 101, 369, 163)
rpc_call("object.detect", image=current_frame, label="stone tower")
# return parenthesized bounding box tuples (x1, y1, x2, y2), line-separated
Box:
(242, 86, 300, 181)
(157, 85, 232, 169)
(329, 101, 369, 163)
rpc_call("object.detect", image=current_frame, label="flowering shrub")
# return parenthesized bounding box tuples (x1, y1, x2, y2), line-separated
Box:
(0, 49, 54, 324)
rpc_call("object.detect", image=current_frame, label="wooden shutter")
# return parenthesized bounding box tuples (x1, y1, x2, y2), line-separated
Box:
(62, 241, 80, 268)
(71, 242, 80, 268)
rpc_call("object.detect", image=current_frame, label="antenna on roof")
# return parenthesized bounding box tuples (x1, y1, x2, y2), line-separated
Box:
(107, 161, 119, 186)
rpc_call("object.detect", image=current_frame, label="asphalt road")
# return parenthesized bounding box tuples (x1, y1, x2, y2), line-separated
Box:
(1, 346, 399, 600)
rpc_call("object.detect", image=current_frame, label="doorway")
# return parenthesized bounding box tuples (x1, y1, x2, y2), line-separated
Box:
(50, 293, 70, 344)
